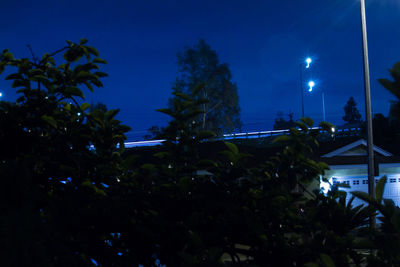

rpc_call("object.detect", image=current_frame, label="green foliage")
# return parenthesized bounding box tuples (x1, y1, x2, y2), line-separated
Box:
(378, 62, 400, 100)
(171, 40, 241, 135)
(133, 99, 375, 266)
(0, 39, 130, 266)
(378, 62, 400, 150)
(89, 101, 108, 113)
(3, 43, 400, 267)
(342, 96, 362, 125)
(352, 176, 400, 266)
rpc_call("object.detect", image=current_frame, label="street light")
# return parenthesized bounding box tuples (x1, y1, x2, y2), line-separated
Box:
(306, 57, 312, 69)
(300, 57, 312, 117)
(308, 81, 315, 92)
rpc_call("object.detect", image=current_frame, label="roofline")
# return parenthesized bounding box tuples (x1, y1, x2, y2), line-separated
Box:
(322, 139, 393, 157)
(329, 163, 400, 169)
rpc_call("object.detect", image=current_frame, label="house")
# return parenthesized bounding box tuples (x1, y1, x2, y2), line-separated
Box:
(320, 139, 400, 207)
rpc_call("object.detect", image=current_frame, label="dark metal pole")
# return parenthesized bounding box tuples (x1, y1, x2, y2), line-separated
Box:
(300, 64, 304, 117)
(360, 0, 376, 228)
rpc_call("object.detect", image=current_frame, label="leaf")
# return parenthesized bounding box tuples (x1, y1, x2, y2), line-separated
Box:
(5, 73, 23, 80)
(156, 108, 174, 116)
(272, 135, 291, 143)
(300, 117, 314, 128)
(378, 79, 400, 98)
(320, 253, 335, 267)
(76, 70, 92, 79)
(93, 58, 107, 64)
(64, 103, 71, 111)
(41, 115, 57, 128)
(196, 159, 218, 169)
(29, 69, 44, 76)
(85, 46, 99, 57)
(94, 71, 108, 77)
(153, 152, 169, 159)
(66, 40, 74, 47)
(30, 75, 49, 83)
(105, 109, 119, 120)
(84, 81, 94, 92)
(192, 83, 206, 96)
(80, 102, 90, 111)
(219, 151, 235, 162)
(351, 191, 372, 203)
(0, 62, 6, 74)
(296, 121, 308, 132)
(80, 38, 88, 45)
(173, 92, 192, 101)
(319, 121, 335, 133)
(318, 162, 330, 171)
(123, 155, 139, 168)
(225, 142, 238, 154)
(2, 51, 14, 61)
(64, 47, 83, 62)
(141, 164, 156, 171)
(376, 176, 387, 203)
(337, 182, 350, 189)
(196, 131, 216, 141)
(12, 79, 29, 88)
(322, 177, 330, 183)
(64, 87, 84, 98)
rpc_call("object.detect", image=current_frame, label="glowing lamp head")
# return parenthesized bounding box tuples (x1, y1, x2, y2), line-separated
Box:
(308, 81, 315, 92)
(331, 127, 336, 133)
(306, 57, 312, 68)
(0, 92, 2, 97)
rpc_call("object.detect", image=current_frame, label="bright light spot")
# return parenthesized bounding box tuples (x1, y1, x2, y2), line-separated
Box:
(308, 81, 315, 92)
(77, 112, 81, 116)
(320, 176, 332, 194)
(0, 92, 3, 97)
(306, 58, 312, 68)
(90, 259, 99, 266)
(331, 127, 336, 133)
(100, 182, 109, 188)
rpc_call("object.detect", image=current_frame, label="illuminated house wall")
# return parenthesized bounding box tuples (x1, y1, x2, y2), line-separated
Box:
(321, 164, 400, 207)
(320, 139, 400, 207)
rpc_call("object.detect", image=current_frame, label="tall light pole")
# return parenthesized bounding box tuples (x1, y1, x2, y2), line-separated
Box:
(360, 0, 375, 228)
(300, 57, 312, 117)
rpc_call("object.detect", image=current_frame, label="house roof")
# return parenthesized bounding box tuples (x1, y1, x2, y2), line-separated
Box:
(322, 139, 393, 158)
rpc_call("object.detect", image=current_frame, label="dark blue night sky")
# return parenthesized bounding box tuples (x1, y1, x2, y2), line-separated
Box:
(1, 0, 400, 140)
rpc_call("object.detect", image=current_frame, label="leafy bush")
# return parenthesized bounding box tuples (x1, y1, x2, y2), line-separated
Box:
(1, 41, 399, 266)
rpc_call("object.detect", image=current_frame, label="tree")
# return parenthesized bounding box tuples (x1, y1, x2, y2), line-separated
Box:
(379, 62, 400, 130)
(143, 125, 162, 140)
(89, 101, 107, 112)
(3, 40, 399, 266)
(0, 39, 131, 266)
(171, 39, 241, 135)
(342, 96, 362, 124)
(273, 111, 296, 130)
